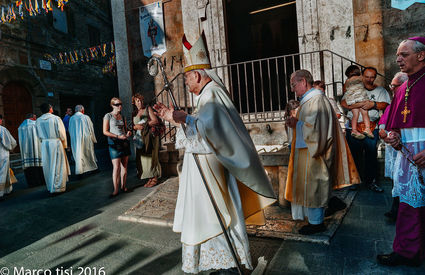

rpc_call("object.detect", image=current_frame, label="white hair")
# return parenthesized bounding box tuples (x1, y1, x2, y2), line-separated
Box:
(75, 105, 84, 112)
(402, 39, 425, 53)
(193, 69, 209, 78)
(394, 72, 408, 83)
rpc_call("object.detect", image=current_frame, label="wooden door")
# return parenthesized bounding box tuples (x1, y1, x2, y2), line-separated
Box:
(2, 82, 33, 152)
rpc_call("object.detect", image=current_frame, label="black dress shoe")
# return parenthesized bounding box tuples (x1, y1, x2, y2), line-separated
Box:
(299, 223, 326, 235)
(349, 184, 359, 191)
(210, 267, 239, 274)
(325, 196, 347, 217)
(367, 182, 384, 193)
(377, 252, 421, 267)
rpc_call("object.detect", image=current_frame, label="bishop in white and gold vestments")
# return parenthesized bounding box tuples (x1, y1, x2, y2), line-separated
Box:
(156, 34, 276, 274)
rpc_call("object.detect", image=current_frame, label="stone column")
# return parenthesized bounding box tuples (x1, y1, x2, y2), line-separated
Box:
(296, 0, 356, 97)
(353, 0, 385, 86)
(181, 0, 230, 89)
(111, 0, 133, 120)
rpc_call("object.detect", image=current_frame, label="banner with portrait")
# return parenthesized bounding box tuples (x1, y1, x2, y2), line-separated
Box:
(139, 2, 166, 57)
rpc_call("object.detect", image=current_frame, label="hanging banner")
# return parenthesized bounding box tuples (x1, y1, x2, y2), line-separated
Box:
(139, 1, 166, 57)
(391, 0, 425, 10)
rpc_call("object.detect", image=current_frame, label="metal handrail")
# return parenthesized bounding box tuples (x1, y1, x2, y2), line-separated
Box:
(157, 49, 387, 142)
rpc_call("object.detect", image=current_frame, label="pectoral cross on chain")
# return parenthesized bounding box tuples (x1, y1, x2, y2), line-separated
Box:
(401, 105, 411, 123)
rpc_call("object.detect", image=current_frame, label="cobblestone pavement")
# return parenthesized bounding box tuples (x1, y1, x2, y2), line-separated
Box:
(0, 156, 423, 274)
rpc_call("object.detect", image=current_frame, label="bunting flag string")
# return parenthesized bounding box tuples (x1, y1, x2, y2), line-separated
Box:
(44, 42, 115, 65)
(1, 0, 69, 24)
(102, 54, 116, 76)
(44, 41, 116, 75)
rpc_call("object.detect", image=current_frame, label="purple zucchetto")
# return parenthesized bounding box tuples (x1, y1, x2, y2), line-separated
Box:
(408, 36, 425, 46)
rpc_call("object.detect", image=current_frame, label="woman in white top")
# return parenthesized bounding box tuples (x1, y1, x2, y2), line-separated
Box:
(103, 97, 132, 198)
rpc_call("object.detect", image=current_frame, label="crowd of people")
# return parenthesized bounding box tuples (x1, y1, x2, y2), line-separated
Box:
(0, 33, 424, 273)
(155, 34, 425, 272)
(282, 36, 425, 269)
(0, 97, 164, 199)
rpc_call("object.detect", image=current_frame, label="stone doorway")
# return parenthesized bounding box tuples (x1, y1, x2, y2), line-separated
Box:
(59, 94, 93, 118)
(224, 0, 300, 113)
(2, 82, 33, 152)
(225, 0, 299, 63)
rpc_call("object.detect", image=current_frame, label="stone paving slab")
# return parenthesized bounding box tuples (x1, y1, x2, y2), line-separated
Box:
(118, 177, 179, 227)
(246, 188, 356, 244)
(119, 177, 357, 244)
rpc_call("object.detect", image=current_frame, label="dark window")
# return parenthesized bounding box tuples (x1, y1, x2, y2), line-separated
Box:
(88, 25, 100, 46)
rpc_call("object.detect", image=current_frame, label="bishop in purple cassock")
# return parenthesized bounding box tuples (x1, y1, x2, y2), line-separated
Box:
(378, 36, 425, 267)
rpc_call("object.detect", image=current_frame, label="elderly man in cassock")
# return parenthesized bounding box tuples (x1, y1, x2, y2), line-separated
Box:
(0, 114, 17, 197)
(285, 70, 360, 235)
(18, 113, 45, 187)
(36, 103, 70, 193)
(155, 34, 276, 274)
(69, 105, 98, 175)
(378, 37, 425, 267)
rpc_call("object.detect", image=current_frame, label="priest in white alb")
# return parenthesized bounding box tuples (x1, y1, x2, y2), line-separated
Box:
(36, 103, 70, 193)
(69, 105, 98, 175)
(155, 34, 276, 274)
(18, 113, 45, 187)
(0, 114, 17, 197)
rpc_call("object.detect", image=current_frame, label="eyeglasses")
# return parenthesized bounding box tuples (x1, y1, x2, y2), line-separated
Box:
(113, 103, 122, 107)
(389, 84, 400, 89)
(290, 81, 298, 88)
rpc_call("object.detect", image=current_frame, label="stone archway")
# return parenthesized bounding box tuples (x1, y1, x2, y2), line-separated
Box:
(2, 82, 33, 142)
(0, 66, 46, 110)
(0, 67, 46, 151)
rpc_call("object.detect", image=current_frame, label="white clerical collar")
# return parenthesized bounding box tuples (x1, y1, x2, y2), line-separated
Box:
(300, 88, 323, 106)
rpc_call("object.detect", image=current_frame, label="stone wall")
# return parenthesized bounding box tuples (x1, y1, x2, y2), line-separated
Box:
(381, 1, 425, 80)
(0, 0, 117, 144)
(120, 0, 185, 111)
(246, 122, 287, 146)
(181, 0, 229, 89)
(353, 0, 386, 86)
(296, 0, 356, 97)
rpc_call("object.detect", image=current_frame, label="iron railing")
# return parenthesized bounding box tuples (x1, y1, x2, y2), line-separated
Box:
(157, 50, 387, 142)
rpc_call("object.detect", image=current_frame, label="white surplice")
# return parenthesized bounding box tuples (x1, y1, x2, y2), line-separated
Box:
(18, 119, 42, 168)
(36, 113, 70, 193)
(0, 125, 17, 197)
(174, 127, 253, 274)
(172, 74, 276, 274)
(69, 112, 97, 175)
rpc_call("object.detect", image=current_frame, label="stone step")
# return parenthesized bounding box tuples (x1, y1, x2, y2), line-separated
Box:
(159, 147, 182, 178)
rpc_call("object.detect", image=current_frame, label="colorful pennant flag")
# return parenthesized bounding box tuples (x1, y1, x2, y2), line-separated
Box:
(1, 0, 70, 24)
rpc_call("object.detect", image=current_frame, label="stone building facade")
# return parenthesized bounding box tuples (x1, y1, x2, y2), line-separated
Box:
(112, 0, 425, 129)
(0, 0, 117, 145)
(381, 1, 425, 79)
